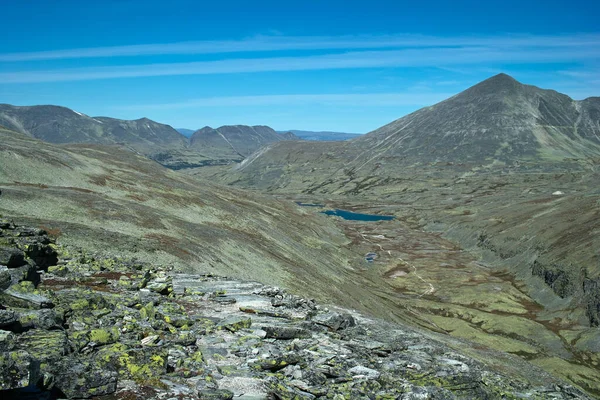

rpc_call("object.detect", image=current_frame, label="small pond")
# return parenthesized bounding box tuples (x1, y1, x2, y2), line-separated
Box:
(321, 209, 395, 221)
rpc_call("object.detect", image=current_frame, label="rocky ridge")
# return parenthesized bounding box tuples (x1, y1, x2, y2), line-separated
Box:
(0, 219, 592, 399)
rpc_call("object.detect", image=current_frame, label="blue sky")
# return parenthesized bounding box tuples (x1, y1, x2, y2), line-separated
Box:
(1, 0, 599, 133)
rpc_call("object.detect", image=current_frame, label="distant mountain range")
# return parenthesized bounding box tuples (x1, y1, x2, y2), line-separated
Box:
(179, 128, 360, 141)
(0, 105, 298, 170)
(278, 130, 362, 141)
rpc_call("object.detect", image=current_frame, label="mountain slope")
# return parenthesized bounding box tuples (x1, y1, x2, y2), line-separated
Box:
(151, 125, 299, 171)
(0, 126, 374, 308)
(189, 125, 298, 157)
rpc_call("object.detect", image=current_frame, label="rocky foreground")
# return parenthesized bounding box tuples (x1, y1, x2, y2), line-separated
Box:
(0, 219, 592, 399)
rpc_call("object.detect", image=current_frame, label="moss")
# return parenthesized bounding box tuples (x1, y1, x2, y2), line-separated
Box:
(89, 328, 120, 345)
(96, 343, 167, 382)
(70, 299, 91, 311)
(140, 301, 155, 320)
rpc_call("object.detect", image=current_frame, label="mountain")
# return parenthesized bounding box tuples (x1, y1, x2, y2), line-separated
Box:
(0, 104, 187, 153)
(355, 73, 600, 163)
(149, 125, 300, 171)
(281, 129, 362, 141)
(219, 74, 600, 190)
(189, 125, 299, 157)
(176, 128, 195, 137)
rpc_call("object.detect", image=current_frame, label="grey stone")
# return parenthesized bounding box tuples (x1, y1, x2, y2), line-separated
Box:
(0, 288, 54, 309)
(0, 350, 41, 390)
(312, 312, 356, 331)
(262, 325, 312, 340)
(0, 330, 16, 351)
(0, 266, 11, 290)
(0, 309, 18, 330)
(198, 389, 234, 399)
(0, 247, 25, 268)
(348, 365, 381, 379)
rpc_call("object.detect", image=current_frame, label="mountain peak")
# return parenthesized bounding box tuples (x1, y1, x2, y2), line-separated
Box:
(462, 73, 524, 97)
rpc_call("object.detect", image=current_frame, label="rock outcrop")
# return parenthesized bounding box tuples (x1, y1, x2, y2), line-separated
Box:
(0, 218, 592, 399)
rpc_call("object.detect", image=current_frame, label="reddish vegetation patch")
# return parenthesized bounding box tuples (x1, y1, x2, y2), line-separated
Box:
(12, 181, 49, 189)
(39, 225, 62, 238)
(62, 186, 95, 193)
(93, 271, 134, 280)
(89, 175, 110, 186)
(97, 386, 158, 400)
(143, 233, 192, 257)
(524, 197, 556, 205)
(40, 277, 114, 292)
(127, 193, 147, 202)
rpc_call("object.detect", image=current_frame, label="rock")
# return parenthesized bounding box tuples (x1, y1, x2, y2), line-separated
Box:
(0, 287, 53, 309)
(47, 265, 69, 277)
(264, 377, 316, 399)
(253, 354, 303, 371)
(141, 334, 161, 346)
(240, 306, 292, 319)
(0, 247, 25, 268)
(146, 275, 173, 295)
(198, 389, 234, 400)
(53, 361, 118, 398)
(212, 296, 237, 304)
(218, 316, 252, 332)
(0, 330, 16, 351)
(348, 365, 381, 380)
(311, 312, 355, 331)
(7, 263, 39, 286)
(22, 241, 58, 269)
(18, 309, 63, 330)
(16, 330, 69, 365)
(0, 309, 19, 330)
(95, 343, 168, 381)
(0, 350, 41, 390)
(0, 266, 12, 290)
(263, 325, 312, 340)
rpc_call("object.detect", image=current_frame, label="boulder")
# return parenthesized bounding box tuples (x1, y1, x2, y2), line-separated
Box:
(311, 312, 356, 331)
(217, 316, 252, 332)
(198, 389, 234, 400)
(0, 350, 41, 390)
(53, 361, 118, 399)
(0, 309, 19, 330)
(0, 266, 12, 290)
(263, 325, 312, 340)
(0, 248, 25, 268)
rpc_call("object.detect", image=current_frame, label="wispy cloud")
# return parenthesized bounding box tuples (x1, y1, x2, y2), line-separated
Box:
(1, 34, 599, 62)
(119, 92, 454, 110)
(1, 45, 598, 84)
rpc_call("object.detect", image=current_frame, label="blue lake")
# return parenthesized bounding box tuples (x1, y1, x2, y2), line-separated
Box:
(321, 209, 395, 221)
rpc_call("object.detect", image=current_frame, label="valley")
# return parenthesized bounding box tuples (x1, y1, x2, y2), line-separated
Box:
(2, 74, 600, 397)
